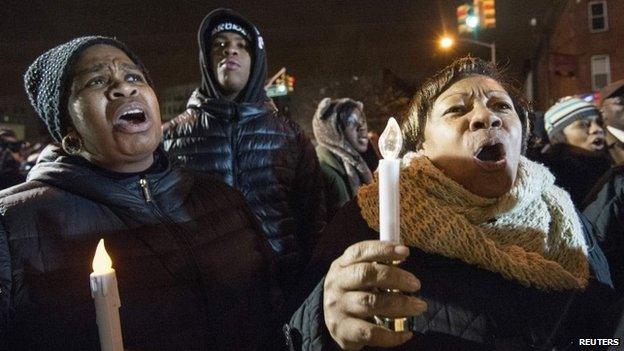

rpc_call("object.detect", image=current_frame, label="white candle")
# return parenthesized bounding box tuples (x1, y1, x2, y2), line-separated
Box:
(378, 117, 403, 243)
(90, 239, 124, 351)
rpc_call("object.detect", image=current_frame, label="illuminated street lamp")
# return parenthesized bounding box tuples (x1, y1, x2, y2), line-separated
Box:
(439, 35, 496, 64)
(439, 36, 454, 49)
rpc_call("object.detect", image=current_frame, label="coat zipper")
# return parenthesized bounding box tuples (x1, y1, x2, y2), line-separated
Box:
(137, 176, 211, 332)
(139, 178, 153, 202)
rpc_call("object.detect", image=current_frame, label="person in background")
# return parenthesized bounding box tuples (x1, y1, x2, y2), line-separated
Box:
(312, 98, 375, 218)
(600, 79, 624, 165)
(538, 97, 611, 207)
(0, 129, 25, 190)
(286, 57, 613, 350)
(163, 8, 324, 294)
(0, 36, 278, 350)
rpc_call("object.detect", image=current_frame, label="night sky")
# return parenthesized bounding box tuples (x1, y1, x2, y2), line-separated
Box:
(1, 0, 559, 135)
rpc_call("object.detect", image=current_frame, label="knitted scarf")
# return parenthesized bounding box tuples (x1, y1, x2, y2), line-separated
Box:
(358, 153, 589, 291)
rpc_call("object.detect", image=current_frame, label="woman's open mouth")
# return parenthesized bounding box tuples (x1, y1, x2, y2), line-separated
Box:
(473, 142, 507, 171)
(113, 105, 152, 134)
(590, 137, 605, 150)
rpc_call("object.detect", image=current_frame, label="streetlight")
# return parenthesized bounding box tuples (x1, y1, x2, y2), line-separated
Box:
(438, 35, 496, 64)
(439, 37, 454, 49)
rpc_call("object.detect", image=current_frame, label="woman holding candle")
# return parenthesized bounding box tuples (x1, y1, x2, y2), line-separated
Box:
(286, 57, 614, 350)
(0, 36, 278, 350)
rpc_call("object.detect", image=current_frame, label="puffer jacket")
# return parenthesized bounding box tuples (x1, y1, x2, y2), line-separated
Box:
(0, 146, 279, 351)
(163, 9, 324, 283)
(287, 200, 615, 351)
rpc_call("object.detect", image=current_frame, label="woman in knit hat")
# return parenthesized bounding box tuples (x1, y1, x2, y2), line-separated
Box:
(313, 98, 375, 218)
(0, 36, 278, 350)
(538, 96, 611, 207)
(286, 57, 613, 350)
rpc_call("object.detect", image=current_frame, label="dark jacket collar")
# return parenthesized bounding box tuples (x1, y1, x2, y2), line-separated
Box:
(27, 145, 191, 212)
(187, 89, 276, 122)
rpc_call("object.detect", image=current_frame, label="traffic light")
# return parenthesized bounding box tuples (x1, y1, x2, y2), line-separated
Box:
(457, 4, 474, 34)
(457, 0, 495, 33)
(286, 75, 295, 92)
(266, 72, 295, 97)
(478, 0, 496, 29)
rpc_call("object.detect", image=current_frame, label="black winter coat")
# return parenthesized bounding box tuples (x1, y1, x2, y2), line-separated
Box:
(584, 165, 624, 291)
(0, 146, 279, 351)
(287, 200, 615, 351)
(163, 9, 324, 282)
(536, 144, 611, 208)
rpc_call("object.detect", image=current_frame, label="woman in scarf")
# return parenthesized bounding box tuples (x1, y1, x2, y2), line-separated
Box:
(0, 36, 278, 350)
(313, 98, 374, 218)
(286, 57, 613, 350)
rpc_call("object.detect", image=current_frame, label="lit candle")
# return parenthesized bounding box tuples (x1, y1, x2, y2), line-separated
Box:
(378, 117, 403, 243)
(90, 239, 124, 351)
(375, 118, 410, 332)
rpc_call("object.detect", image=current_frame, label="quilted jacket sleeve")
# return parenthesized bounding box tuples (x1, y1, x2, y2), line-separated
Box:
(286, 278, 340, 351)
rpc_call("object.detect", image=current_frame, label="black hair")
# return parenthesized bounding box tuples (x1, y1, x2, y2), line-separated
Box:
(402, 57, 530, 153)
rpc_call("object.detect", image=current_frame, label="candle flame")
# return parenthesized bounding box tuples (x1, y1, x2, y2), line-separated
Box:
(379, 117, 403, 159)
(92, 239, 113, 273)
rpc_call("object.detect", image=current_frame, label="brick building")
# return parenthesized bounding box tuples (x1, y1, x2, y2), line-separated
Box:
(535, 0, 624, 110)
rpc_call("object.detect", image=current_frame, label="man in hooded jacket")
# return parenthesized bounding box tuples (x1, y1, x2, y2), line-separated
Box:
(163, 8, 325, 293)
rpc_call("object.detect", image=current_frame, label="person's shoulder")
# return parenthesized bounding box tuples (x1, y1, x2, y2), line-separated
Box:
(583, 165, 624, 207)
(162, 108, 200, 136)
(258, 107, 303, 135)
(0, 180, 67, 215)
(317, 147, 344, 172)
(599, 165, 624, 186)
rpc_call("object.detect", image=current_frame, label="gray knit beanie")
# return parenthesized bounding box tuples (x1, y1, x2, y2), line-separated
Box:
(544, 96, 600, 139)
(24, 36, 152, 143)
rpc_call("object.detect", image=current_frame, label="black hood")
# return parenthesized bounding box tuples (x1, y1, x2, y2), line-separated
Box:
(198, 8, 269, 104)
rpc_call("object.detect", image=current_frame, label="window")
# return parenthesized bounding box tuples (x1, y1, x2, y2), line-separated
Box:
(591, 55, 611, 91)
(588, 0, 608, 32)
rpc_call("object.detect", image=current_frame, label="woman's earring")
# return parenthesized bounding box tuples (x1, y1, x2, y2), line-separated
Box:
(61, 134, 83, 155)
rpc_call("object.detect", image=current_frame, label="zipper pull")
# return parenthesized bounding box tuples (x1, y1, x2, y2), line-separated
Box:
(139, 178, 153, 202)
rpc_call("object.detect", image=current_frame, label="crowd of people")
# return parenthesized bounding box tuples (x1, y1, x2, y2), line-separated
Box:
(1, 7, 624, 351)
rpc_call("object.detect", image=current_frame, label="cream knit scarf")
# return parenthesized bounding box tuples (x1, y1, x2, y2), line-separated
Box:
(358, 153, 589, 290)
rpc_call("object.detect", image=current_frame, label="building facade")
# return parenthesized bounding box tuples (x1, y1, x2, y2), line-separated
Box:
(535, 0, 624, 110)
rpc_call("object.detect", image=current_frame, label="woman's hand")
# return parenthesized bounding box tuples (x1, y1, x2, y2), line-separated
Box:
(323, 240, 427, 350)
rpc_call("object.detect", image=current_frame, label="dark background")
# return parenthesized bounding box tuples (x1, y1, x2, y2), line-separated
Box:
(0, 0, 559, 137)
